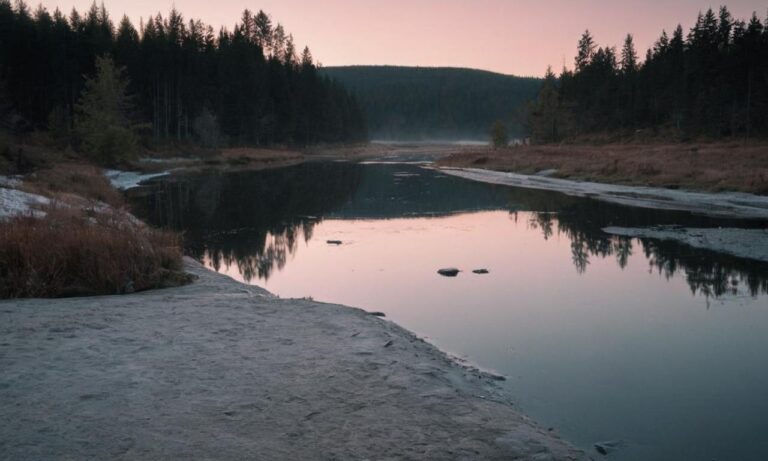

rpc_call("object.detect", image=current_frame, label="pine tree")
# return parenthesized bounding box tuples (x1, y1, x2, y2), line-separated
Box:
(490, 120, 508, 148)
(620, 34, 638, 74)
(575, 30, 596, 71)
(75, 55, 137, 163)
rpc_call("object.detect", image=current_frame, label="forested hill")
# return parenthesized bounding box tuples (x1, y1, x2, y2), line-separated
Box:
(322, 66, 541, 141)
(0, 2, 366, 152)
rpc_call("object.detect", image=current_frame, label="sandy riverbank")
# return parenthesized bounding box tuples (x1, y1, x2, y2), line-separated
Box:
(0, 258, 589, 460)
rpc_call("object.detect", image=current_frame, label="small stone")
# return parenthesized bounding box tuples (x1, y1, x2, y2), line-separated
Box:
(368, 311, 386, 317)
(472, 269, 490, 274)
(594, 440, 622, 455)
(327, 240, 342, 245)
(437, 268, 460, 277)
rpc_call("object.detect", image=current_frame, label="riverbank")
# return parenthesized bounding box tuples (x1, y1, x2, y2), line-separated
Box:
(0, 257, 589, 460)
(437, 143, 768, 195)
(438, 167, 768, 220)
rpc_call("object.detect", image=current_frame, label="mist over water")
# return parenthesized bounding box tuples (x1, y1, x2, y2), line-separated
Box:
(132, 162, 768, 461)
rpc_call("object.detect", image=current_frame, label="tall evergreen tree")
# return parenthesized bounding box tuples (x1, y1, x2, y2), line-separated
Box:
(620, 34, 638, 74)
(75, 55, 137, 163)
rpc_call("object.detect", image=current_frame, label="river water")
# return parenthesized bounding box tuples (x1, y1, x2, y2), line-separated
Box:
(131, 161, 768, 461)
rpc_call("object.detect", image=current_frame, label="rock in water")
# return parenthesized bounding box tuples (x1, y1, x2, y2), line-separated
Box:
(326, 240, 342, 245)
(473, 269, 490, 274)
(437, 268, 460, 277)
(594, 440, 623, 455)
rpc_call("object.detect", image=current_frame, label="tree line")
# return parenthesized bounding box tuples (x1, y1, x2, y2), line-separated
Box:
(0, 1, 367, 153)
(527, 6, 768, 142)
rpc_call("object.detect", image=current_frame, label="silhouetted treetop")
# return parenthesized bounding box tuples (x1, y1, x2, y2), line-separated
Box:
(527, 6, 768, 142)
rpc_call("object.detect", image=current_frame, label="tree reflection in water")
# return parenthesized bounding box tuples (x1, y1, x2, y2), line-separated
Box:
(526, 204, 768, 298)
(130, 162, 768, 298)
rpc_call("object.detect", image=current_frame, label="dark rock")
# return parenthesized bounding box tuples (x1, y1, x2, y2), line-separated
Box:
(368, 311, 386, 317)
(594, 440, 623, 455)
(437, 268, 460, 277)
(384, 340, 394, 348)
(472, 269, 490, 274)
(326, 240, 342, 245)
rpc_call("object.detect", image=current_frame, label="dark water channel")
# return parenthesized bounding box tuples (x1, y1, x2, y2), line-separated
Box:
(130, 162, 768, 461)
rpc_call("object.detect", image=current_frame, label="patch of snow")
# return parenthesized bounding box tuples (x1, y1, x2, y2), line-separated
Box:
(0, 175, 22, 188)
(0, 187, 49, 220)
(534, 168, 558, 177)
(360, 160, 433, 165)
(439, 167, 768, 220)
(139, 157, 199, 164)
(104, 169, 169, 190)
(603, 226, 768, 263)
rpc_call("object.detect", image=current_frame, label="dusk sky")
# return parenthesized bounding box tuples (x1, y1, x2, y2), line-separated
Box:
(40, 0, 768, 76)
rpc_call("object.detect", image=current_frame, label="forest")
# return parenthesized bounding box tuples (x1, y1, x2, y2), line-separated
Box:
(323, 66, 541, 141)
(527, 6, 768, 142)
(0, 1, 367, 154)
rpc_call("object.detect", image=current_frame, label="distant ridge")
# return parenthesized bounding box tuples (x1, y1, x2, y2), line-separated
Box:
(322, 66, 541, 141)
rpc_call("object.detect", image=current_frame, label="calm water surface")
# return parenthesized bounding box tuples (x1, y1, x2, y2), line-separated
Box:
(132, 162, 768, 461)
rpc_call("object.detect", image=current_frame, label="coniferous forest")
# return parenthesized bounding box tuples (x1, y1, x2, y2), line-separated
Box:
(0, 1, 367, 150)
(527, 6, 768, 142)
(323, 66, 541, 141)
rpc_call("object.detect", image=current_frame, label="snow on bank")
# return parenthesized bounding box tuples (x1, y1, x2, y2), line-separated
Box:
(0, 175, 22, 188)
(0, 185, 49, 221)
(104, 169, 169, 190)
(603, 226, 768, 263)
(0, 258, 589, 460)
(439, 167, 768, 220)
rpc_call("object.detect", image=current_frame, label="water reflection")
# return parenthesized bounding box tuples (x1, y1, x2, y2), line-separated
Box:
(130, 162, 768, 297)
(524, 208, 768, 298)
(130, 162, 768, 461)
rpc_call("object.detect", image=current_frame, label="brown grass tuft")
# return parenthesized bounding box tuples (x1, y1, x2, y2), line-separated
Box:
(0, 206, 190, 298)
(23, 163, 125, 208)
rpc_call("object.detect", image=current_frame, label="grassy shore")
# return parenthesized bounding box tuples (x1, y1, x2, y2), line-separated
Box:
(437, 143, 768, 195)
(0, 141, 191, 298)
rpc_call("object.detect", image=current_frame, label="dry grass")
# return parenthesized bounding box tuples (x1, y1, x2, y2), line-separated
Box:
(0, 205, 190, 298)
(133, 147, 305, 174)
(23, 162, 125, 208)
(216, 147, 304, 167)
(437, 143, 768, 195)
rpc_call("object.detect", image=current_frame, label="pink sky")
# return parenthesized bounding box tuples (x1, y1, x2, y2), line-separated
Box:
(40, 0, 767, 76)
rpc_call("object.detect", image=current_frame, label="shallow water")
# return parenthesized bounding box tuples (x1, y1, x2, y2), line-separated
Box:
(132, 162, 768, 461)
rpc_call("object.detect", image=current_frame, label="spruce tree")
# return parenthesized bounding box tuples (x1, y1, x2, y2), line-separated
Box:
(75, 55, 137, 163)
(620, 34, 638, 74)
